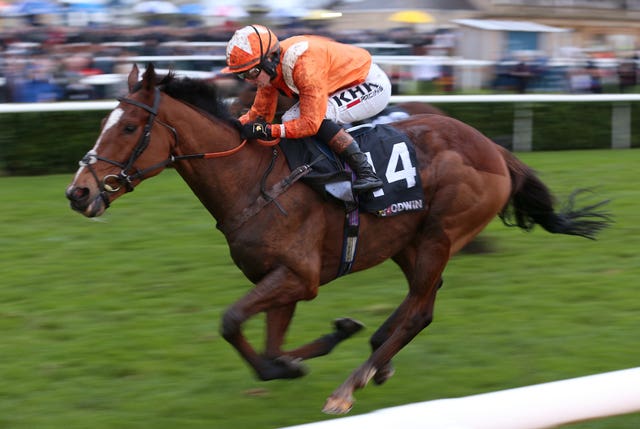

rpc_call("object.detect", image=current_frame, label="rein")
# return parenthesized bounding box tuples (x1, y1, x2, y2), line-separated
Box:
(79, 85, 309, 232)
(79, 87, 247, 204)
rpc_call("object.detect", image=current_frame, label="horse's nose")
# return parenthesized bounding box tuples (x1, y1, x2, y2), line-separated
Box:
(66, 185, 90, 209)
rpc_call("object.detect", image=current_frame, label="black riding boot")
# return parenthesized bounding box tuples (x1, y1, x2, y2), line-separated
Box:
(318, 120, 383, 193)
(342, 141, 383, 192)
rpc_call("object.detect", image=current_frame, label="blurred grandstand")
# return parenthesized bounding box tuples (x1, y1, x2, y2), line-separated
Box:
(0, 0, 639, 102)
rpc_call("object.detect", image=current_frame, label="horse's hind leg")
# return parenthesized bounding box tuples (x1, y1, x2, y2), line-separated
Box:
(323, 225, 450, 414)
(370, 246, 444, 386)
(369, 269, 443, 386)
(265, 306, 364, 361)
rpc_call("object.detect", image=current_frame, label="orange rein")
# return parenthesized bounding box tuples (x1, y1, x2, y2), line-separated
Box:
(256, 137, 282, 147)
(200, 137, 281, 159)
(201, 139, 248, 159)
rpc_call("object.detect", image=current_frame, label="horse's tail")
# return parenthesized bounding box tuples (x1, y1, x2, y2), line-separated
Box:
(497, 146, 612, 240)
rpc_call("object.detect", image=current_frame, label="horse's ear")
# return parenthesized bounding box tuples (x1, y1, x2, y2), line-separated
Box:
(127, 64, 139, 92)
(141, 63, 156, 91)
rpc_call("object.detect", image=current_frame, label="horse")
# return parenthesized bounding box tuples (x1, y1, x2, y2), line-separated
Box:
(65, 64, 611, 415)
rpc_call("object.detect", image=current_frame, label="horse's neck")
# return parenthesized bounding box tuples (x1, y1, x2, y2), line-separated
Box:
(169, 112, 274, 224)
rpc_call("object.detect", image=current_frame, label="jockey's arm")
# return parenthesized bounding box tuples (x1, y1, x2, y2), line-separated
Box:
(239, 86, 278, 124)
(270, 60, 329, 139)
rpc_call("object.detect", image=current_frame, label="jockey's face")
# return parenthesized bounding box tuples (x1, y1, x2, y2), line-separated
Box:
(250, 69, 271, 89)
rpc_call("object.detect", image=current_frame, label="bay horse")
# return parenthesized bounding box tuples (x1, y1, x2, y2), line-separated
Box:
(66, 64, 611, 414)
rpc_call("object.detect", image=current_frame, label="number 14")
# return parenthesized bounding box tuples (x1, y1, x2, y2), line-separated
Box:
(364, 142, 417, 198)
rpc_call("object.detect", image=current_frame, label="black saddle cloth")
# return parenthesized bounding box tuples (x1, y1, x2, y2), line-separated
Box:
(278, 123, 425, 217)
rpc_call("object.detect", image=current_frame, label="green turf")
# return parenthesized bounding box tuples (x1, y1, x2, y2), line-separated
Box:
(1, 149, 638, 428)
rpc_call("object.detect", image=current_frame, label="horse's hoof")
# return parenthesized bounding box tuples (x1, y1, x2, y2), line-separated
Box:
(373, 362, 395, 385)
(259, 356, 308, 381)
(274, 355, 308, 378)
(322, 395, 354, 415)
(333, 318, 365, 337)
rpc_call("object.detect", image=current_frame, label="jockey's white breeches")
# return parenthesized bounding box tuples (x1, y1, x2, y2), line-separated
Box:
(282, 63, 392, 125)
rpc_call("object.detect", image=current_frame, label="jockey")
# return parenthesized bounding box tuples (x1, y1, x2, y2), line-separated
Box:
(222, 24, 392, 193)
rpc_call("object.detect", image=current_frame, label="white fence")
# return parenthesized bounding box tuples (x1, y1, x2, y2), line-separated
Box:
(1, 94, 639, 151)
(391, 93, 640, 151)
(281, 367, 640, 429)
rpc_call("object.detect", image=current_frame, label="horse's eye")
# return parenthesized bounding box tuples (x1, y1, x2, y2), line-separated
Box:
(124, 124, 137, 134)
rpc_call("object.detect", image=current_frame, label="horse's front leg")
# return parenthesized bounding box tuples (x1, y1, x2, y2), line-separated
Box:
(220, 265, 317, 381)
(266, 306, 364, 361)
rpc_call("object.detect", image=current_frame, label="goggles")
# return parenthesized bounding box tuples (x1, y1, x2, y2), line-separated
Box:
(236, 66, 262, 80)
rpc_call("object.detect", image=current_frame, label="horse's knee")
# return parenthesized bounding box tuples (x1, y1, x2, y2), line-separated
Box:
(421, 313, 434, 329)
(411, 310, 433, 332)
(220, 308, 243, 341)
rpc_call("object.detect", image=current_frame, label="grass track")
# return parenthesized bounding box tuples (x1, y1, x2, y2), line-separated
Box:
(1, 149, 639, 428)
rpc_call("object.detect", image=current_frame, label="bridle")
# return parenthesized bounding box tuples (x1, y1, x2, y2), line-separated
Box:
(78, 87, 247, 208)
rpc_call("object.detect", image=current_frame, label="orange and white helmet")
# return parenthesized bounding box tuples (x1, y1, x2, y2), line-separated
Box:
(222, 25, 280, 75)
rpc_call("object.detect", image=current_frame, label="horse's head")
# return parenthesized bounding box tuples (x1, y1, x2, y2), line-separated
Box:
(66, 64, 177, 217)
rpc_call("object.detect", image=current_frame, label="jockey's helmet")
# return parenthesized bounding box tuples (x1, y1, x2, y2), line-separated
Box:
(222, 25, 280, 77)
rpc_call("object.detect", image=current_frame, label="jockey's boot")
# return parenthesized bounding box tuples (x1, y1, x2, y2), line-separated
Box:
(325, 126, 383, 193)
(341, 140, 384, 192)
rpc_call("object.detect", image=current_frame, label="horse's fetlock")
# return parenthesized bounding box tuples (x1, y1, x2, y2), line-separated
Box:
(356, 366, 377, 389)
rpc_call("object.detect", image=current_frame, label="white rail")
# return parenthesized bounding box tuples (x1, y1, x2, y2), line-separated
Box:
(0, 100, 118, 113)
(2, 94, 640, 113)
(1, 94, 638, 151)
(281, 367, 640, 429)
(390, 93, 640, 103)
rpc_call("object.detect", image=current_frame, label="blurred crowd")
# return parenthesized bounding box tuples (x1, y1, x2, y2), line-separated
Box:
(0, 22, 447, 102)
(491, 51, 639, 94)
(1, 23, 639, 103)
(0, 24, 236, 102)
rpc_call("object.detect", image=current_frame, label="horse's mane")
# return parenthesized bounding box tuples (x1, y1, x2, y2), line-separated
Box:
(153, 72, 236, 122)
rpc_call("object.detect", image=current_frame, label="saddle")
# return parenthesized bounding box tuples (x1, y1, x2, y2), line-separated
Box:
(278, 123, 424, 217)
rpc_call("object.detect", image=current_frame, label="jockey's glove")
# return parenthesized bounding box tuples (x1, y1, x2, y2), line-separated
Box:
(241, 119, 276, 140)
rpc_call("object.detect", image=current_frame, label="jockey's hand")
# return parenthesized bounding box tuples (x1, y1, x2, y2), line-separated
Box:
(241, 120, 274, 140)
